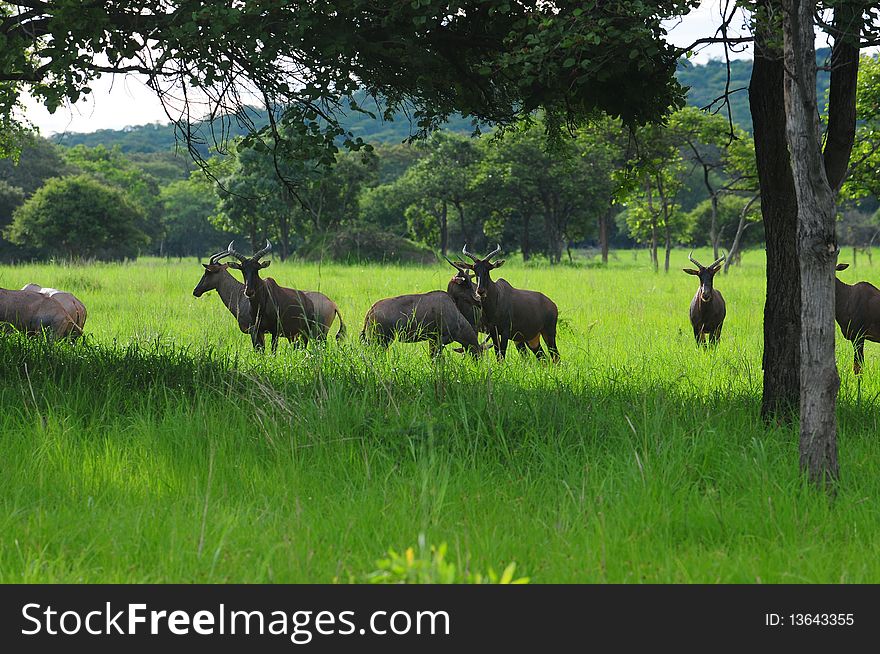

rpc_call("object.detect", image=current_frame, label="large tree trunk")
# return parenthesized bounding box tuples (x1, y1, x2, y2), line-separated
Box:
(750, 7, 801, 422)
(784, 0, 840, 488)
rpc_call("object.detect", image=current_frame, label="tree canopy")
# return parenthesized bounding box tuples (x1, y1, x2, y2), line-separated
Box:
(1, 1, 695, 160)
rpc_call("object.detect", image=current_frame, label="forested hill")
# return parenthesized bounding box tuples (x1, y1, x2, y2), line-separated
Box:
(676, 47, 831, 131)
(52, 50, 831, 153)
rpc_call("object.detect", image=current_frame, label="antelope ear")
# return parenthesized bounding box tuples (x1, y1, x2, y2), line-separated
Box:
(261, 260, 271, 269)
(836, 263, 849, 271)
(683, 268, 700, 275)
(202, 263, 210, 269)
(456, 261, 474, 270)
(491, 259, 505, 269)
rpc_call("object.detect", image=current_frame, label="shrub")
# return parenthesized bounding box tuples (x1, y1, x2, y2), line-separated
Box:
(299, 225, 436, 264)
(5, 175, 148, 261)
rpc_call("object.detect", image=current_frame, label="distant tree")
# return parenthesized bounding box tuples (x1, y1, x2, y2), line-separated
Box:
(0, 134, 70, 196)
(398, 132, 481, 255)
(668, 107, 758, 259)
(359, 182, 413, 234)
(62, 144, 163, 249)
(841, 55, 880, 202)
(0, 180, 26, 259)
(621, 124, 691, 272)
(687, 194, 763, 265)
(159, 177, 226, 258)
(5, 175, 148, 260)
(473, 121, 617, 263)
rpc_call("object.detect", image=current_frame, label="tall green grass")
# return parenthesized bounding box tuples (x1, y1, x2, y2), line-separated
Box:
(1, 250, 880, 583)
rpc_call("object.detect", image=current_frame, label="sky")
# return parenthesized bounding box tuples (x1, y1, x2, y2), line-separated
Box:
(15, 1, 781, 136)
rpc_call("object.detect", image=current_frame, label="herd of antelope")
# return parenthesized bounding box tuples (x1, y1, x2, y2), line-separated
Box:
(2, 241, 880, 374)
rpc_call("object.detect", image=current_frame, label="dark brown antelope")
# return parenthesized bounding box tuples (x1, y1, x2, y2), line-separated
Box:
(0, 287, 83, 339)
(683, 251, 726, 344)
(360, 290, 483, 357)
(458, 244, 560, 361)
(834, 263, 880, 374)
(224, 240, 317, 352)
(193, 249, 345, 342)
(20, 283, 87, 336)
(444, 256, 482, 334)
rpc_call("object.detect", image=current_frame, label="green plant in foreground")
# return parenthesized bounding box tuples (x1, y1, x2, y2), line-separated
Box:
(364, 535, 529, 584)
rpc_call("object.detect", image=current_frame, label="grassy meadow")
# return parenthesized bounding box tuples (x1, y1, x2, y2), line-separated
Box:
(2, 249, 880, 583)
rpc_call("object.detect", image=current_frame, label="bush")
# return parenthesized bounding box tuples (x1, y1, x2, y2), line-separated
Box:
(298, 225, 436, 264)
(5, 175, 148, 261)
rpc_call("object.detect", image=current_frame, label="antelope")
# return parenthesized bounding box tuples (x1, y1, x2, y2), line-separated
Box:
(193, 249, 346, 342)
(834, 263, 880, 374)
(458, 244, 560, 361)
(360, 289, 483, 357)
(0, 288, 83, 339)
(444, 256, 482, 334)
(683, 251, 726, 344)
(20, 283, 87, 337)
(224, 240, 318, 352)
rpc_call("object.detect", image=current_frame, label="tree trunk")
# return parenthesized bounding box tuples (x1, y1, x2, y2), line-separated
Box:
(664, 222, 671, 273)
(710, 192, 720, 260)
(440, 200, 448, 256)
(723, 194, 760, 274)
(650, 219, 658, 273)
(454, 201, 470, 246)
(599, 204, 610, 265)
(784, 0, 840, 488)
(249, 220, 258, 251)
(750, 6, 801, 422)
(279, 213, 290, 261)
(522, 212, 531, 261)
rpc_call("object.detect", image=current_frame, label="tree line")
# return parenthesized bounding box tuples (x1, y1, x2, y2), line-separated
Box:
(3, 88, 880, 267)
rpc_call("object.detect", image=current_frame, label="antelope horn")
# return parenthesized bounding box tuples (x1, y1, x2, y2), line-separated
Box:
(444, 255, 466, 272)
(462, 243, 478, 262)
(709, 252, 726, 269)
(208, 249, 231, 265)
(688, 250, 703, 268)
(486, 243, 502, 260)
(225, 241, 248, 262)
(253, 239, 272, 260)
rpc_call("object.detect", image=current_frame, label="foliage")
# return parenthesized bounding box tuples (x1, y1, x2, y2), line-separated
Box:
(62, 144, 163, 247)
(159, 177, 227, 258)
(297, 224, 436, 264)
(364, 536, 528, 584)
(5, 175, 148, 260)
(0, 134, 70, 196)
(2, 0, 695, 168)
(687, 194, 763, 248)
(843, 55, 880, 201)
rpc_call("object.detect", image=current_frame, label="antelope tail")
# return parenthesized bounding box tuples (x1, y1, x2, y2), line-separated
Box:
(335, 308, 347, 341)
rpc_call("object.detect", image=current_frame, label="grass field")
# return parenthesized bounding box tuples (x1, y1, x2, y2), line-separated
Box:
(2, 248, 880, 583)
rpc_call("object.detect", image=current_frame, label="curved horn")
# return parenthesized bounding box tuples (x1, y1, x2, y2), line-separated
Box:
(253, 239, 272, 261)
(226, 240, 247, 262)
(444, 255, 465, 272)
(462, 243, 478, 263)
(688, 250, 703, 268)
(486, 243, 502, 260)
(709, 251, 726, 269)
(208, 249, 230, 265)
